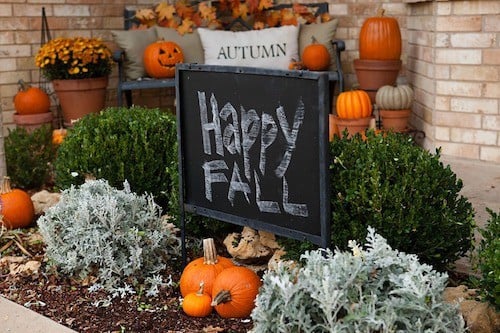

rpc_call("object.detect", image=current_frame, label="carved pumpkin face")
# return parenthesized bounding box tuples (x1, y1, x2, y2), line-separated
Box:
(143, 41, 184, 78)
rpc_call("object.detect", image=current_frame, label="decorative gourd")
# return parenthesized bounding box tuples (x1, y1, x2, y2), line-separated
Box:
(359, 9, 402, 61)
(211, 266, 261, 318)
(302, 37, 331, 71)
(375, 85, 414, 110)
(52, 128, 68, 145)
(179, 238, 234, 297)
(0, 176, 35, 229)
(336, 90, 373, 119)
(13, 80, 51, 115)
(143, 40, 184, 78)
(182, 282, 213, 317)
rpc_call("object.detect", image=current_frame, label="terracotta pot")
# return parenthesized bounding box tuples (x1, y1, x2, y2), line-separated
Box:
(334, 116, 373, 138)
(329, 114, 339, 141)
(13, 112, 53, 132)
(379, 109, 411, 132)
(52, 77, 108, 127)
(353, 59, 402, 103)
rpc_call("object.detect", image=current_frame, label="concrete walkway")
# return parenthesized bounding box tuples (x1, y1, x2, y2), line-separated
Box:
(0, 155, 499, 333)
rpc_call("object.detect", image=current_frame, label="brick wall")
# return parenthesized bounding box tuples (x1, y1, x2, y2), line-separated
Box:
(0, 0, 499, 162)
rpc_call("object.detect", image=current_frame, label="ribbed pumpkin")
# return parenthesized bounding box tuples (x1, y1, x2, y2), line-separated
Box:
(179, 238, 234, 297)
(336, 90, 373, 119)
(13, 80, 51, 115)
(302, 37, 331, 71)
(143, 40, 184, 78)
(182, 282, 213, 317)
(375, 85, 414, 110)
(211, 266, 261, 318)
(0, 177, 35, 229)
(359, 9, 402, 61)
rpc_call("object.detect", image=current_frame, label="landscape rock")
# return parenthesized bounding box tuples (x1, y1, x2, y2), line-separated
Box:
(31, 190, 61, 215)
(223, 227, 280, 264)
(443, 285, 500, 333)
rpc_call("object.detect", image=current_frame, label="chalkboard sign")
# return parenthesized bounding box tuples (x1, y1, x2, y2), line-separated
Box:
(176, 64, 330, 247)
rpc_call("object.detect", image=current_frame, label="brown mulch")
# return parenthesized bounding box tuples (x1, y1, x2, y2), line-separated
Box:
(0, 228, 254, 333)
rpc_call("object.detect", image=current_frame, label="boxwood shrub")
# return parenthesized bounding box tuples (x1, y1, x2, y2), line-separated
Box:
(281, 131, 475, 271)
(53, 106, 178, 209)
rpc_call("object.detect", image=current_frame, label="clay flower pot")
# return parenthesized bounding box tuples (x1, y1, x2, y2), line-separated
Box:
(13, 111, 53, 132)
(52, 76, 108, 127)
(379, 109, 411, 132)
(334, 116, 373, 138)
(353, 59, 402, 103)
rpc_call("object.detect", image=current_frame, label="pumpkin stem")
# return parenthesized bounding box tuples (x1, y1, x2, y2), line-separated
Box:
(1, 177, 12, 194)
(310, 35, 318, 44)
(197, 282, 206, 296)
(211, 289, 231, 306)
(17, 79, 31, 92)
(377, 8, 385, 17)
(203, 238, 219, 265)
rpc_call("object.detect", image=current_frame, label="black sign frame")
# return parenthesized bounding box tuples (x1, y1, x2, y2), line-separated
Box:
(176, 64, 331, 259)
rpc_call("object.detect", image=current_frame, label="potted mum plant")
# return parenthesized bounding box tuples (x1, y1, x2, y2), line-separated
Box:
(35, 37, 113, 127)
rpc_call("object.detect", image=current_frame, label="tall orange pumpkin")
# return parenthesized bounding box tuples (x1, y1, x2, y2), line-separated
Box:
(359, 9, 402, 61)
(13, 80, 51, 115)
(0, 177, 35, 229)
(143, 40, 184, 78)
(336, 90, 373, 119)
(179, 238, 234, 297)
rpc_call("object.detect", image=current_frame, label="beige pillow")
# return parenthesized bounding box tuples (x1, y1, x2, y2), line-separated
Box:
(111, 28, 158, 80)
(155, 27, 204, 64)
(299, 19, 339, 70)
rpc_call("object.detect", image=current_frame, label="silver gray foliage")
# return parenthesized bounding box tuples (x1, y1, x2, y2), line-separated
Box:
(38, 179, 180, 295)
(251, 227, 466, 333)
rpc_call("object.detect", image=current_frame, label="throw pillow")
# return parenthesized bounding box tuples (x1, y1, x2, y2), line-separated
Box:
(155, 27, 205, 64)
(198, 25, 299, 70)
(299, 19, 339, 70)
(111, 28, 158, 80)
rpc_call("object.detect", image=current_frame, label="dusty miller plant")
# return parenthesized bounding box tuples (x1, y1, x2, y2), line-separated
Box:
(251, 227, 466, 333)
(38, 179, 180, 295)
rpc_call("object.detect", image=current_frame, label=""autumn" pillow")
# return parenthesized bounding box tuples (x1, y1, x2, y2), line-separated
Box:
(198, 25, 299, 70)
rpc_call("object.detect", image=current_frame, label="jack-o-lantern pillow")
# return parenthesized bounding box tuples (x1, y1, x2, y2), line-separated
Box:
(143, 40, 184, 78)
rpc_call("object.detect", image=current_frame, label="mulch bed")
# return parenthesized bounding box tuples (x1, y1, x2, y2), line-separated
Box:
(0, 228, 254, 333)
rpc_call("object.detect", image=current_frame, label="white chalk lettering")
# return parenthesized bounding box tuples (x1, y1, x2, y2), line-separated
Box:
(202, 160, 229, 202)
(241, 107, 261, 180)
(228, 162, 251, 205)
(220, 102, 241, 155)
(198, 92, 224, 156)
(254, 170, 280, 213)
(283, 176, 308, 217)
(260, 113, 277, 175)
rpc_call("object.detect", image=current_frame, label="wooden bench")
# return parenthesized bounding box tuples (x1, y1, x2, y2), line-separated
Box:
(113, 2, 346, 107)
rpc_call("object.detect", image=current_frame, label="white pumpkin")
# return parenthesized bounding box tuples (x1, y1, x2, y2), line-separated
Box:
(375, 85, 414, 110)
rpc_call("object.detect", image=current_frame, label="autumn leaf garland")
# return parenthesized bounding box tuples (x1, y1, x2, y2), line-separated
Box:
(134, 0, 333, 35)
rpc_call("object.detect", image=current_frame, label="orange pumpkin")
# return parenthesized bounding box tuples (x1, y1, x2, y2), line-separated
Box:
(0, 177, 35, 229)
(359, 9, 402, 61)
(13, 80, 51, 115)
(302, 37, 331, 71)
(336, 90, 373, 119)
(143, 41, 184, 78)
(182, 282, 213, 317)
(179, 238, 234, 297)
(211, 266, 262, 318)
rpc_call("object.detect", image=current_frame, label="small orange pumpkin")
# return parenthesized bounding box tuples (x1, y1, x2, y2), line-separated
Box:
(13, 80, 51, 115)
(143, 40, 184, 78)
(302, 37, 331, 71)
(179, 238, 234, 297)
(0, 176, 35, 229)
(182, 282, 213, 317)
(359, 9, 402, 61)
(52, 128, 68, 145)
(336, 90, 373, 119)
(211, 266, 262, 318)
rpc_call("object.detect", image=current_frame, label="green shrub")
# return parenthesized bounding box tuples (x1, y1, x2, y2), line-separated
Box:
(252, 227, 466, 332)
(474, 208, 500, 310)
(281, 131, 475, 271)
(53, 106, 178, 209)
(5, 125, 56, 190)
(38, 179, 180, 294)
(328, 131, 475, 271)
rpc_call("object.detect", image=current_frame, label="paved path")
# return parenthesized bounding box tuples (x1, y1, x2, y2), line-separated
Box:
(1, 155, 499, 332)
